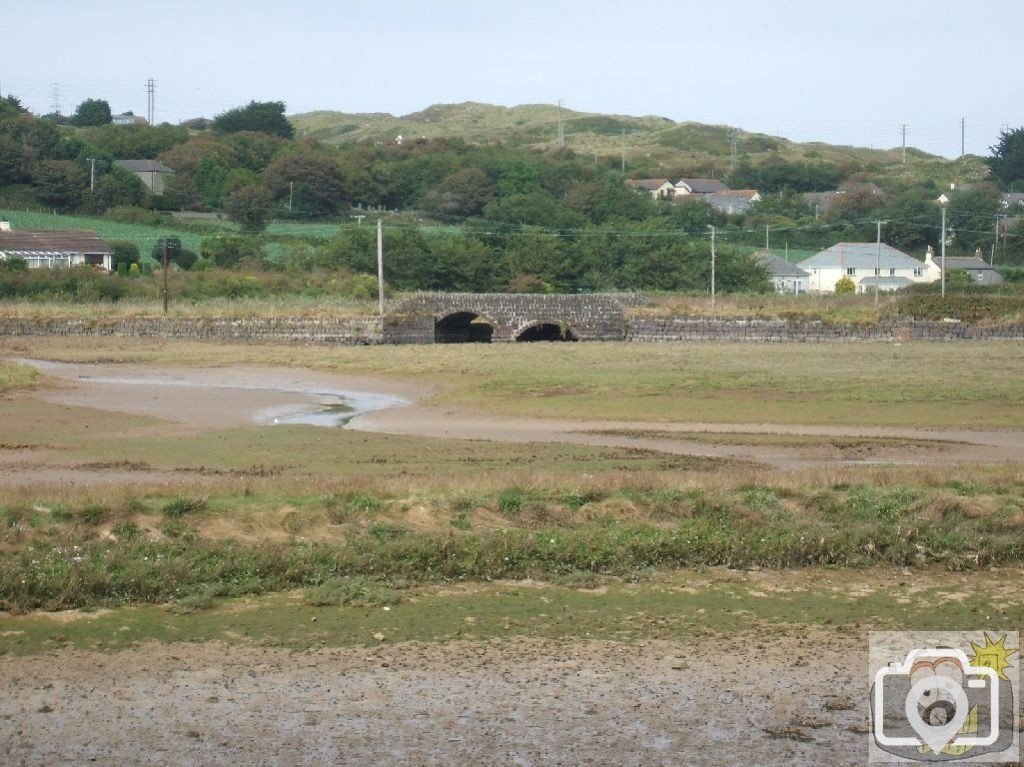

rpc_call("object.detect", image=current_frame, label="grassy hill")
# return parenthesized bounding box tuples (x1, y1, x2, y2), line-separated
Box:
(290, 101, 989, 186)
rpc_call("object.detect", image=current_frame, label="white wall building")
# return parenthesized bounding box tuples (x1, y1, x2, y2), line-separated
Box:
(797, 242, 940, 294)
(0, 223, 113, 271)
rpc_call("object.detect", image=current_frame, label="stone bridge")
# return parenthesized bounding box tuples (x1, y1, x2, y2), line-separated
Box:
(384, 292, 645, 343)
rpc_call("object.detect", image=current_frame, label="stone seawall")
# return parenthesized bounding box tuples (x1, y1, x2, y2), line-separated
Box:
(626, 317, 1024, 342)
(0, 316, 383, 345)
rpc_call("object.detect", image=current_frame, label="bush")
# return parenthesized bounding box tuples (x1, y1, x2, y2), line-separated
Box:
(834, 275, 856, 295)
(109, 240, 140, 271)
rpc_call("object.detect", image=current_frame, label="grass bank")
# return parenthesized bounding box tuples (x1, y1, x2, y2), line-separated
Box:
(2, 478, 1022, 613)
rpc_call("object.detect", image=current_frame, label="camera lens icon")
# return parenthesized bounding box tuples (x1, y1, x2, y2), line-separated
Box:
(873, 648, 1000, 755)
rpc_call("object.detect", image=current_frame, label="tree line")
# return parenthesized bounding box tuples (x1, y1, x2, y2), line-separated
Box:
(2, 94, 1023, 293)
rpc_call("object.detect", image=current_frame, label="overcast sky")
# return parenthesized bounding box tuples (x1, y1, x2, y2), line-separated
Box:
(3, 1, 1019, 159)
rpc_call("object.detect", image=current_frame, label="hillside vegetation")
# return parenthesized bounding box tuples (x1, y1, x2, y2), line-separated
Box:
(291, 101, 989, 186)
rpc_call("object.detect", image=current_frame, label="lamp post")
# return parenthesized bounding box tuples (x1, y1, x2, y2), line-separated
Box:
(938, 194, 949, 298)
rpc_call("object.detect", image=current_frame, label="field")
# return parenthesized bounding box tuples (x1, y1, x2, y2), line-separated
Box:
(1, 336, 1022, 764)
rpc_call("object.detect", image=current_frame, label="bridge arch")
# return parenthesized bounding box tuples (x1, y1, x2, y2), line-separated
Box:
(515, 321, 578, 342)
(434, 310, 496, 343)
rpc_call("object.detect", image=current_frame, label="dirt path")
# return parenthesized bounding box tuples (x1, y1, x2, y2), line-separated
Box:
(11, 359, 1024, 477)
(1, 632, 868, 766)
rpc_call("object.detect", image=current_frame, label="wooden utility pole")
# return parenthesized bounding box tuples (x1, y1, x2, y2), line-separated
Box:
(161, 239, 169, 315)
(708, 225, 716, 312)
(874, 220, 888, 307)
(376, 219, 384, 316)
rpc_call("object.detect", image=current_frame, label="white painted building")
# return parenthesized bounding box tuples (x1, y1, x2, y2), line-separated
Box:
(0, 223, 113, 271)
(797, 242, 940, 294)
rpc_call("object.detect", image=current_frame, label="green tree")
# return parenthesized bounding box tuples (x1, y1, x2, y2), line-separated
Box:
(152, 237, 182, 265)
(422, 167, 495, 219)
(946, 185, 1002, 255)
(200, 235, 263, 267)
(212, 101, 294, 139)
(224, 184, 273, 232)
(32, 160, 86, 209)
(70, 99, 112, 128)
(987, 127, 1024, 187)
(88, 166, 147, 213)
(262, 150, 349, 216)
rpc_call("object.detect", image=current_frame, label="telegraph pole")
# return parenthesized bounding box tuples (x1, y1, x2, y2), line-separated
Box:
(961, 117, 965, 158)
(765, 225, 770, 252)
(376, 219, 384, 316)
(556, 100, 565, 148)
(146, 78, 155, 124)
(900, 124, 908, 164)
(874, 220, 888, 307)
(162, 239, 169, 315)
(994, 215, 1006, 266)
(86, 158, 96, 192)
(939, 196, 949, 298)
(620, 129, 626, 173)
(708, 225, 716, 312)
(288, 181, 293, 213)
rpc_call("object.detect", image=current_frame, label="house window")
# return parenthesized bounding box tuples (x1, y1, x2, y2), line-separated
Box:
(874, 267, 880, 276)
(914, 268, 923, 277)
(846, 267, 856, 276)
(889, 268, 896, 276)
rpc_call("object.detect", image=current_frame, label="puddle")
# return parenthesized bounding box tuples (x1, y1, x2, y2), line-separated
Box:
(23, 360, 408, 430)
(271, 391, 407, 427)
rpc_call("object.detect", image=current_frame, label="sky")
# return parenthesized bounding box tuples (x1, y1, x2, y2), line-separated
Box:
(3, 1, 1020, 159)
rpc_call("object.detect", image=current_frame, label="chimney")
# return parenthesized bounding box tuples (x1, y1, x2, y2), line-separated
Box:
(925, 245, 934, 262)
(0, 220, 10, 232)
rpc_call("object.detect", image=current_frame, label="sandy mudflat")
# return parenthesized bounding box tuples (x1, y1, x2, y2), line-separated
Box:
(6, 359, 1024, 484)
(1, 632, 868, 767)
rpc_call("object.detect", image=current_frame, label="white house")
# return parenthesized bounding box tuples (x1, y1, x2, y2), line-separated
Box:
(797, 242, 940, 294)
(674, 178, 728, 196)
(0, 223, 113, 271)
(626, 178, 675, 200)
(753, 250, 810, 294)
(925, 247, 1004, 286)
(706, 189, 762, 215)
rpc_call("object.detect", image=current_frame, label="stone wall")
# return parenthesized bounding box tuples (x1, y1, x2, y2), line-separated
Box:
(2, 312, 1023, 346)
(0, 316, 383, 345)
(626, 317, 1024, 342)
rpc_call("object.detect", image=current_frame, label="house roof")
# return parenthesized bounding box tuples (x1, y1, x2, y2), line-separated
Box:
(716, 189, 759, 200)
(705, 193, 754, 213)
(114, 159, 175, 174)
(839, 181, 885, 196)
(940, 256, 997, 271)
(1001, 193, 1024, 208)
(753, 250, 810, 278)
(676, 178, 727, 194)
(797, 242, 924, 270)
(0, 229, 112, 255)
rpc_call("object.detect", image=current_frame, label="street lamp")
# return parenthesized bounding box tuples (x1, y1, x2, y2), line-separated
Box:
(937, 194, 949, 298)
